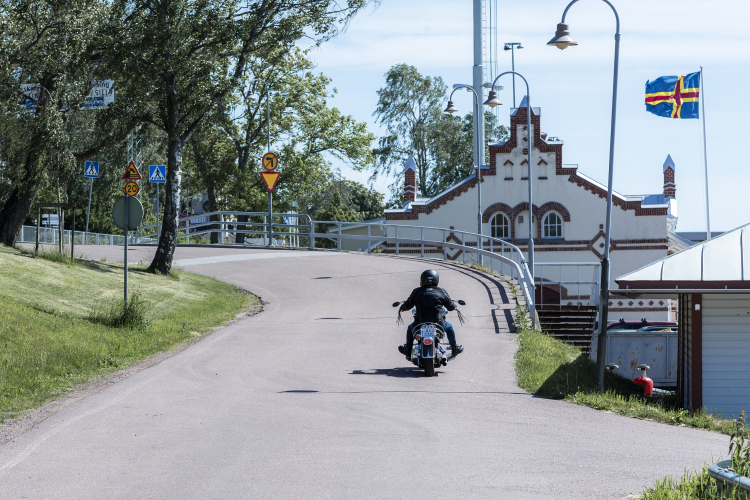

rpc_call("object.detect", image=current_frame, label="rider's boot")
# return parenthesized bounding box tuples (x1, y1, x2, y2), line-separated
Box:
(451, 344, 464, 357)
(397, 345, 411, 360)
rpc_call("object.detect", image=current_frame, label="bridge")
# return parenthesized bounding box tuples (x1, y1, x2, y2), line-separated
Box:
(0, 244, 726, 498)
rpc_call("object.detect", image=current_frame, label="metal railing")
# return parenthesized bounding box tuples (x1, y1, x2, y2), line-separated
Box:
(18, 225, 129, 246)
(534, 262, 601, 307)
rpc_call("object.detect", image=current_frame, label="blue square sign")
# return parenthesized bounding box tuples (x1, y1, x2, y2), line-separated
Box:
(84, 161, 99, 179)
(149, 165, 166, 183)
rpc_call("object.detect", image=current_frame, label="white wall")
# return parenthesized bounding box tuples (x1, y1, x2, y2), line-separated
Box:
(702, 295, 750, 418)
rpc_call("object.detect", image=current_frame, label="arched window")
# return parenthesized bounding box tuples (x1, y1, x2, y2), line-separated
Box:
(543, 212, 563, 238)
(490, 213, 510, 239)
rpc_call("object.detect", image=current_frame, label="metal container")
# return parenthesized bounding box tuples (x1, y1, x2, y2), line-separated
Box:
(590, 329, 677, 386)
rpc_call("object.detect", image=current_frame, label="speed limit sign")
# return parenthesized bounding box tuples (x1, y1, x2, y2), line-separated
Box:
(124, 181, 140, 196)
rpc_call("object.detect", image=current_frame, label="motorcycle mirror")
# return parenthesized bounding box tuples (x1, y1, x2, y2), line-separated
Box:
(457, 300, 466, 306)
(392, 301, 401, 307)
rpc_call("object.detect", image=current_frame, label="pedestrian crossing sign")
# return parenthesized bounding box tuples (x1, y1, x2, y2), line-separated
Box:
(121, 160, 142, 180)
(149, 165, 166, 183)
(84, 161, 99, 179)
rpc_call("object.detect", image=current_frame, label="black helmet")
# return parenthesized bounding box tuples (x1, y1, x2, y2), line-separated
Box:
(420, 269, 439, 287)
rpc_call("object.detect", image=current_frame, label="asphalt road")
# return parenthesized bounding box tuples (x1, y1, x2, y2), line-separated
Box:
(0, 246, 728, 499)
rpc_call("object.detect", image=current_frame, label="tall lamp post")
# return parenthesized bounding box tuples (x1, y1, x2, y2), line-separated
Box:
(548, 0, 620, 392)
(503, 43, 523, 108)
(444, 85, 484, 264)
(247, 80, 273, 245)
(484, 72, 535, 320)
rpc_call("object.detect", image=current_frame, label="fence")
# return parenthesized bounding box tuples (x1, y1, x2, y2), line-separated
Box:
(18, 211, 612, 327)
(18, 225, 128, 246)
(534, 262, 601, 307)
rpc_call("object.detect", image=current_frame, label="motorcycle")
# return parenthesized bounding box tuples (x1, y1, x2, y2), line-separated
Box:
(391, 300, 466, 377)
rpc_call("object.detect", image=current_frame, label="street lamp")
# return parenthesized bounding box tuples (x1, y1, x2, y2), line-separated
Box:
(247, 81, 273, 245)
(548, 0, 621, 392)
(503, 43, 523, 107)
(484, 72, 535, 326)
(444, 85, 484, 265)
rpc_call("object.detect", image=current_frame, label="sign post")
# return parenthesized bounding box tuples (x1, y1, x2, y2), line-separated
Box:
(261, 152, 279, 246)
(120, 161, 142, 306)
(83, 161, 99, 241)
(148, 165, 166, 238)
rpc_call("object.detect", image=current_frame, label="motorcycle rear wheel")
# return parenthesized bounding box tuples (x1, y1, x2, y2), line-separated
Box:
(423, 357, 435, 377)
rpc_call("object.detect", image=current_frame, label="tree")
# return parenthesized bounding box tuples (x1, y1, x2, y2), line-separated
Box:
(371, 64, 508, 206)
(187, 48, 375, 242)
(103, 0, 368, 275)
(0, 0, 125, 246)
(372, 64, 445, 198)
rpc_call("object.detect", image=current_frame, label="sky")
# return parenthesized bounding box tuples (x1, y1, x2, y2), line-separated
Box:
(305, 0, 749, 232)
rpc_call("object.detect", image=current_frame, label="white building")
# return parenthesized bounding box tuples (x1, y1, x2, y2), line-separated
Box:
(385, 98, 681, 321)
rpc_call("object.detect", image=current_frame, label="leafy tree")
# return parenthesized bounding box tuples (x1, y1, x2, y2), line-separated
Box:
(103, 0, 368, 275)
(187, 48, 375, 242)
(371, 64, 508, 206)
(0, 0, 125, 246)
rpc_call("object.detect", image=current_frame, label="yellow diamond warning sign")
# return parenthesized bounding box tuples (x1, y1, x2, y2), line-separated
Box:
(121, 160, 142, 180)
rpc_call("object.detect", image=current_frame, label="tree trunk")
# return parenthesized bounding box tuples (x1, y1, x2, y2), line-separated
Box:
(147, 136, 183, 275)
(0, 182, 39, 246)
(207, 185, 218, 244)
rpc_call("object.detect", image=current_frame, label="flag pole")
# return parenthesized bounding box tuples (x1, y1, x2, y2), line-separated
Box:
(700, 66, 711, 242)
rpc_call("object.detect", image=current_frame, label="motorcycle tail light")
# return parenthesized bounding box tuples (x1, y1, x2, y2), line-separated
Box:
(423, 338, 432, 345)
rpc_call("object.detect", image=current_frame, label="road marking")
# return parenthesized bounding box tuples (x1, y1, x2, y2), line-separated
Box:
(172, 251, 340, 267)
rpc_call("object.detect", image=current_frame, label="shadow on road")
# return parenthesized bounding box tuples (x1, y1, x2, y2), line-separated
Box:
(349, 367, 429, 378)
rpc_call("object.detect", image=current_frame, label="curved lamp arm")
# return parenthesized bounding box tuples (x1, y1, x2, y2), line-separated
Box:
(488, 71, 529, 102)
(561, 0, 620, 34)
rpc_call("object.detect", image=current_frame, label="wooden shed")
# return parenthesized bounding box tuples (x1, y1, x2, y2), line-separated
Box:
(615, 223, 750, 417)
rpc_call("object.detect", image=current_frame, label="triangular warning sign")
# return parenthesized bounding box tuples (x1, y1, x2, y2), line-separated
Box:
(122, 160, 142, 180)
(260, 171, 280, 192)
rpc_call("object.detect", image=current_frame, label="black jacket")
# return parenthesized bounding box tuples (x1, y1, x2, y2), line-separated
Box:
(400, 285, 456, 326)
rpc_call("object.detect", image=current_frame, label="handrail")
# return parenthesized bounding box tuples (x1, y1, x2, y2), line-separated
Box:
(133, 211, 540, 324)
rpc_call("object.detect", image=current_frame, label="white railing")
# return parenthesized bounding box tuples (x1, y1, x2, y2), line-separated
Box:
(18, 225, 128, 246)
(534, 262, 601, 307)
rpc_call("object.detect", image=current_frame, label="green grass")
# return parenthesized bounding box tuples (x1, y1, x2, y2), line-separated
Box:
(514, 321, 747, 437)
(0, 244, 258, 421)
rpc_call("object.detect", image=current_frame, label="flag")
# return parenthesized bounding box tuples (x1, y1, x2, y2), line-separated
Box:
(645, 72, 700, 119)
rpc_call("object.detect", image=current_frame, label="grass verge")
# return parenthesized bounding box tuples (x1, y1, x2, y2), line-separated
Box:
(0, 244, 258, 422)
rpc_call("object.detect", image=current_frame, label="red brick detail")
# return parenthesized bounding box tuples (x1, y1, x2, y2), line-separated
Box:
(404, 166, 417, 203)
(503, 160, 514, 166)
(482, 203, 513, 223)
(538, 159, 548, 166)
(538, 202, 571, 222)
(664, 166, 676, 199)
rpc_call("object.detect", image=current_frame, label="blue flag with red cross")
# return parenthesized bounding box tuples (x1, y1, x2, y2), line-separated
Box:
(645, 71, 700, 119)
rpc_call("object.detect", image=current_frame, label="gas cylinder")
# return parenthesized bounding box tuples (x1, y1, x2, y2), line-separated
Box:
(633, 364, 653, 396)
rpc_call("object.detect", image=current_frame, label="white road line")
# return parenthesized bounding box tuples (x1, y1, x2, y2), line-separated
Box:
(171, 251, 340, 267)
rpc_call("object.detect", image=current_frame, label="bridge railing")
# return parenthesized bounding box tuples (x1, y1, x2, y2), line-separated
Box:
(138, 211, 536, 322)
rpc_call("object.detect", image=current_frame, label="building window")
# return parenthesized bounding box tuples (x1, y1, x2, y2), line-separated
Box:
(543, 212, 563, 238)
(490, 213, 509, 239)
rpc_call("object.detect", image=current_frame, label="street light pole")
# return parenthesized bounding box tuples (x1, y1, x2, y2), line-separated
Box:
(484, 72, 535, 326)
(548, 0, 620, 392)
(444, 85, 483, 265)
(503, 43, 523, 108)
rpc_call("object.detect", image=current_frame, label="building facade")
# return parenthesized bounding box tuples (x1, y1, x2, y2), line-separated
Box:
(385, 99, 679, 321)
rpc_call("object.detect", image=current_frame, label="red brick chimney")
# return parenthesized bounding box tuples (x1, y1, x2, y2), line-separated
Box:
(663, 154, 676, 199)
(404, 155, 417, 204)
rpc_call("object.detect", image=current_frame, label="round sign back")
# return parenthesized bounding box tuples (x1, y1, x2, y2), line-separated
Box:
(112, 196, 144, 231)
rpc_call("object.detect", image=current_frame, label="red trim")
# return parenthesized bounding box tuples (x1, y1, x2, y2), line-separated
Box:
(691, 294, 703, 411)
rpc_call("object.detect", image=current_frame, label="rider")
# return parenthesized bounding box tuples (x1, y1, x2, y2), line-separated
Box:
(397, 269, 464, 360)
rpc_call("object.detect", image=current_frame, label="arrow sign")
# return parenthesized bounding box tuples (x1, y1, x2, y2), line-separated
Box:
(84, 161, 99, 179)
(121, 160, 142, 180)
(148, 165, 166, 183)
(262, 152, 279, 171)
(260, 171, 280, 192)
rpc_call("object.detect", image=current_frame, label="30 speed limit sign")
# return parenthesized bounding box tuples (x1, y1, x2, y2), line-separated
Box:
(124, 181, 140, 196)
